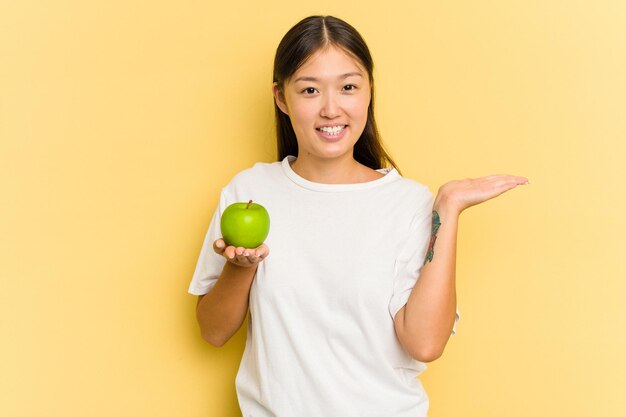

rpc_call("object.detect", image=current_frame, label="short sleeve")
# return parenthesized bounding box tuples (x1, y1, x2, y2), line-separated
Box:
(388, 190, 461, 334)
(188, 189, 229, 296)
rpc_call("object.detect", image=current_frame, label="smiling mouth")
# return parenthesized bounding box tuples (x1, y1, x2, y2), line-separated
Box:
(316, 125, 347, 136)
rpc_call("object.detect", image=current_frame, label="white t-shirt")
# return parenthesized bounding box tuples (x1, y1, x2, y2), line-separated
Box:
(189, 155, 459, 417)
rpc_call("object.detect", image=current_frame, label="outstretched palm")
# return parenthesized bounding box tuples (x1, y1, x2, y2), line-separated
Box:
(436, 175, 529, 214)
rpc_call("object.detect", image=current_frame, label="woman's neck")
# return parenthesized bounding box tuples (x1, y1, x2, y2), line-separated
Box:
(289, 154, 384, 184)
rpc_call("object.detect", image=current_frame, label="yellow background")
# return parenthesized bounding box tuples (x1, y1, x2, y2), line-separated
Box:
(2, 1, 625, 416)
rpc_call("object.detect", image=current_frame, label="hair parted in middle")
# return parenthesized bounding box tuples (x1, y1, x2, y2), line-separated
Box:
(272, 15, 400, 173)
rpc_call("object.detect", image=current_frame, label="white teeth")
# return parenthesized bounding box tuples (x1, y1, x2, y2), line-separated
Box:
(318, 125, 346, 135)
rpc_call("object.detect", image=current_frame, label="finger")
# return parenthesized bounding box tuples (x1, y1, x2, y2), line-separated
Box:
(224, 246, 236, 260)
(502, 177, 530, 188)
(489, 180, 520, 194)
(241, 247, 255, 258)
(485, 174, 529, 184)
(483, 175, 504, 180)
(255, 244, 270, 259)
(234, 254, 250, 265)
(213, 238, 226, 254)
(489, 179, 528, 197)
(242, 253, 258, 265)
(240, 253, 261, 266)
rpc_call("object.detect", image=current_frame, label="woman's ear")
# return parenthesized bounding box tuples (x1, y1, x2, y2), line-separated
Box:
(272, 83, 289, 115)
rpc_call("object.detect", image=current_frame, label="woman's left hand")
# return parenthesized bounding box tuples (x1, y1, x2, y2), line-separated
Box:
(435, 175, 529, 215)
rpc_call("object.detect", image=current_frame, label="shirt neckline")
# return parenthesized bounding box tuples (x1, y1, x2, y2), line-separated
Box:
(281, 155, 400, 192)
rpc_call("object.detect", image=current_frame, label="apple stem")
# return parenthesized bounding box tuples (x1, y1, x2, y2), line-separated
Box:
(246, 200, 253, 209)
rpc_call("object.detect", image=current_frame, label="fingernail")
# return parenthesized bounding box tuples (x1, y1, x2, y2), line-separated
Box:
(216, 241, 224, 249)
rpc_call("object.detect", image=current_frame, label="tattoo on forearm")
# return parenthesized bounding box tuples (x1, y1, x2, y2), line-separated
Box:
(424, 210, 441, 265)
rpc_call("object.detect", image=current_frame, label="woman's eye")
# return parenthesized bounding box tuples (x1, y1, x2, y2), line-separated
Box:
(302, 87, 317, 94)
(343, 84, 356, 91)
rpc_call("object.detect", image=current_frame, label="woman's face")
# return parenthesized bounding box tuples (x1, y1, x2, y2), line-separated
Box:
(273, 46, 371, 163)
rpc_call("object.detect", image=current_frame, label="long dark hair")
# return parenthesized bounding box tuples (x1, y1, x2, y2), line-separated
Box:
(272, 15, 400, 173)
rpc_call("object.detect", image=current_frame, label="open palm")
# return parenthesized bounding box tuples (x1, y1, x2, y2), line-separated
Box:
(436, 175, 529, 214)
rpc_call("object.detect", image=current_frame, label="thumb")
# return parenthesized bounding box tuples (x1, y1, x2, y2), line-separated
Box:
(213, 238, 226, 254)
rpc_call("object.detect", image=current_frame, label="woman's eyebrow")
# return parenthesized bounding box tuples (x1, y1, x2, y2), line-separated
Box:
(293, 72, 364, 83)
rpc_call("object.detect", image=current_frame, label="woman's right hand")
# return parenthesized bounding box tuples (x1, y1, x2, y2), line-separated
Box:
(213, 238, 270, 268)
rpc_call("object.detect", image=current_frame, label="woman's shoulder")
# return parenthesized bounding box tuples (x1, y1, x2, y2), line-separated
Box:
(216, 160, 285, 204)
(224, 159, 284, 188)
(385, 173, 434, 209)
(388, 170, 432, 193)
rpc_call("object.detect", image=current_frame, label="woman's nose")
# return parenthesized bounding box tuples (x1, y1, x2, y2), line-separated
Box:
(320, 93, 340, 118)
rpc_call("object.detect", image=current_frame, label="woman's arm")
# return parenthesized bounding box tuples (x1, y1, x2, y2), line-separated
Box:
(195, 239, 269, 346)
(394, 175, 528, 362)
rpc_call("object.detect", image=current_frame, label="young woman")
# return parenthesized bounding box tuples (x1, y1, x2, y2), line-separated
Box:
(190, 15, 528, 417)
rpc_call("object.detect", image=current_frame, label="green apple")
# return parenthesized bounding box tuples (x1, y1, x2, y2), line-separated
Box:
(220, 200, 270, 248)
